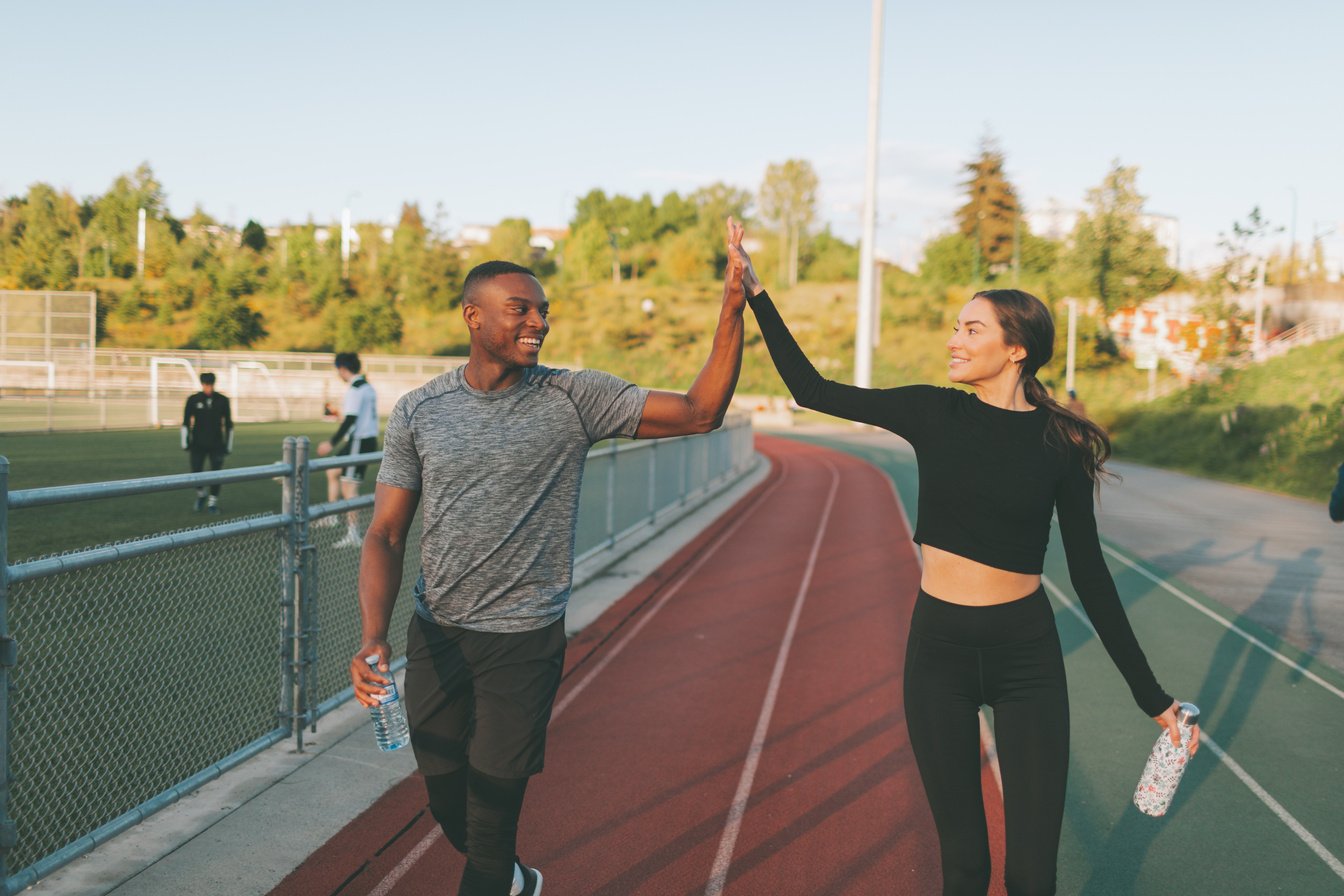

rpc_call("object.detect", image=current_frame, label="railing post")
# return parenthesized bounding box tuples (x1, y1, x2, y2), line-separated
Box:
(605, 446, 617, 547)
(278, 439, 298, 744)
(647, 441, 657, 524)
(0, 457, 17, 882)
(292, 438, 314, 751)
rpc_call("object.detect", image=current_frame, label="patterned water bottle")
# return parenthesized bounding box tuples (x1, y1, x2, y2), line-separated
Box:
(366, 656, 411, 751)
(1133, 702, 1199, 816)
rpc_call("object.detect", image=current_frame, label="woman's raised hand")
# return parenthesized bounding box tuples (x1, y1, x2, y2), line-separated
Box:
(726, 216, 761, 299)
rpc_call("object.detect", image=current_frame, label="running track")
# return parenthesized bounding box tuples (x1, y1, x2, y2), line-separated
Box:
(271, 435, 1010, 895)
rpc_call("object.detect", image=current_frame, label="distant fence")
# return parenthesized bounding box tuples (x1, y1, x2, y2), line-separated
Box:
(0, 415, 756, 893)
(0, 345, 469, 433)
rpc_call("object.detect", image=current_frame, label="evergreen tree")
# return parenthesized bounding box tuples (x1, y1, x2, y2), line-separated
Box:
(955, 137, 1021, 273)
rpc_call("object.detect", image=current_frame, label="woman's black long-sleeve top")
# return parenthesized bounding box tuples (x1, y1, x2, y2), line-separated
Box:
(748, 290, 1172, 716)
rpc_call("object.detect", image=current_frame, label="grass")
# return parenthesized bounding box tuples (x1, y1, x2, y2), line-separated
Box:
(2, 420, 375, 561)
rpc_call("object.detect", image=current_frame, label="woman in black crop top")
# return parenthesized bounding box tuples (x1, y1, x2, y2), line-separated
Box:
(734, 240, 1197, 895)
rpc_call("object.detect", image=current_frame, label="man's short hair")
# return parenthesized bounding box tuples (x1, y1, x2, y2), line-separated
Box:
(334, 352, 361, 374)
(463, 260, 537, 306)
(199, 372, 216, 385)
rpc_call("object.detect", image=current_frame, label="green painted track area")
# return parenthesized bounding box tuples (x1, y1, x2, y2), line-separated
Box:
(788, 429, 1344, 896)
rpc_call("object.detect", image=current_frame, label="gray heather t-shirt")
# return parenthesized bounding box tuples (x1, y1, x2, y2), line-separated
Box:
(377, 365, 649, 632)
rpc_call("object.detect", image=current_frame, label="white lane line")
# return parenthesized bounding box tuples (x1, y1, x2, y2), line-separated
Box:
(368, 456, 787, 896)
(552, 461, 786, 722)
(1041, 574, 1344, 882)
(1198, 732, 1344, 880)
(704, 459, 841, 896)
(1098, 543, 1344, 703)
(368, 828, 439, 896)
(877, 467, 1005, 796)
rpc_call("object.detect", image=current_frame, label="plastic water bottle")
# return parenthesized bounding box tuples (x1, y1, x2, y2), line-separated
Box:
(1133, 702, 1200, 816)
(366, 657, 411, 751)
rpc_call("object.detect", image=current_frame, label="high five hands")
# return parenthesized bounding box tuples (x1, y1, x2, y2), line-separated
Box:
(725, 217, 761, 309)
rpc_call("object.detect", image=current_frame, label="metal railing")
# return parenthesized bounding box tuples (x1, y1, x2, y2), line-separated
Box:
(0, 414, 755, 893)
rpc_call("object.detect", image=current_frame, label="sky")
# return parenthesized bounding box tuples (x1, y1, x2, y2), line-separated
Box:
(4, 0, 1341, 272)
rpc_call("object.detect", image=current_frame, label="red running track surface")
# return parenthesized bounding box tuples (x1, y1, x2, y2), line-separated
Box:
(271, 435, 1008, 895)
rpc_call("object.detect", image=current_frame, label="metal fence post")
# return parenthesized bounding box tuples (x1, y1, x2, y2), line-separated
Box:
(605, 446, 617, 547)
(0, 458, 15, 881)
(295, 437, 318, 741)
(278, 438, 298, 743)
(292, 437, 313, 752)
(647, 441, 657, 524)
(294, 437, 317, 748)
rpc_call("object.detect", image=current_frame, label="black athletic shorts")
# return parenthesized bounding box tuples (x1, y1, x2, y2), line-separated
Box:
(337, 436, 378, 482)
(403, 613, 567, 780)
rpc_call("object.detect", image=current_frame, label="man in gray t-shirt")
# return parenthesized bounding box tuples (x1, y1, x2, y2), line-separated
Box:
(351, 219, 752, 896)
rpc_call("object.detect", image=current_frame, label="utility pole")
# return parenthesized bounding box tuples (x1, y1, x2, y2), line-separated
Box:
(1012, 210, 1021, 285)
(854, 0, 884, 389)
(136, 208, 146, 279)
(1064, 298, 1077, 395)
(341, 207, 352, 280)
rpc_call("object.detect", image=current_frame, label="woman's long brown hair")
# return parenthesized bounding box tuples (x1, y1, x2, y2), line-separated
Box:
(974, 289, 1113, 482)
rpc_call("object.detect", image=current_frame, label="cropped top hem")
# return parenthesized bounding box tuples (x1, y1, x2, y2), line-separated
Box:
(913, 538, 1045, 576)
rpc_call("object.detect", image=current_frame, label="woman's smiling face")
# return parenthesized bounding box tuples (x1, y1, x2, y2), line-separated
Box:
(946, 297, 1026, 387)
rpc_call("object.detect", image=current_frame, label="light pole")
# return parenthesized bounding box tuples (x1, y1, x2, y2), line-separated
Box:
(854, 0, 885, 389)
(341, 191, 360, 280)
(1064, 298, 1078, 395)
(1288, 186, 1298, 285)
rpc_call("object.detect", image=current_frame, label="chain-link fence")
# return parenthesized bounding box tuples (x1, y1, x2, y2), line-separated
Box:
(0, 414, 755, 894)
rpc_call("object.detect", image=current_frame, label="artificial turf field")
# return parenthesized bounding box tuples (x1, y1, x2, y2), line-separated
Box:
(1, 420, 373, 561)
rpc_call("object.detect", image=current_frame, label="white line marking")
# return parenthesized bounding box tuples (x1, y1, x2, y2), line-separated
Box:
(1199, 732, 1344, 880)
(876, 466, 1005, 796)
(704, 460, 842, 896)
(366, 455, 787, 896)
(1041, 574, 1344, 882)
(552, 464, 786, 722)
(368, 828, 439, 896)
(1098, 543, 1344, 702)
(978, 711, 1002, 793)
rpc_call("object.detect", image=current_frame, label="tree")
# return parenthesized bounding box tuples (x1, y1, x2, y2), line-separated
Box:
(1213, 207, 1281, 294)
(561, 218, 612, 284)
(240, 219, 268, 253)
(325, 295, 403, 350)
(919, 232, 977, 285)
(8, 184, 81, 289)
(758, 159, 819, 288)
(485, 217, 533, 264)
(800, 228, 859, 281)
(86, 163, 168, 278)
(193, 293, 266, 348)
(1061, 162, 1177, 310)
(955, 137, 1021, 274)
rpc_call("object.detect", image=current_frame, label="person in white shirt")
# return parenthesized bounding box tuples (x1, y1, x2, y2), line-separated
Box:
(317, 352, 379, 546)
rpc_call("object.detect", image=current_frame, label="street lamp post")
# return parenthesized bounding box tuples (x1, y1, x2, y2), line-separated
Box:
(853, 0, 885, 390)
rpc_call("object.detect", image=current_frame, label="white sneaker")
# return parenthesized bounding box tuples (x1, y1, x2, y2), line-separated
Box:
(334, 531, 363, 548)
(515, 861, 542, 896)
(311, 516, 340, 529)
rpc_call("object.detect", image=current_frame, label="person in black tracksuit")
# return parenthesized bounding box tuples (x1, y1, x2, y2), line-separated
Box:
(182, 372, 234, 513)
(737, 241, 1199, 894)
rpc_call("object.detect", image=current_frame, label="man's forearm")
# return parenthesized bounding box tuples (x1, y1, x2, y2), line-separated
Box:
(683, 303, 745, 430)
(357, 529, 407, 642)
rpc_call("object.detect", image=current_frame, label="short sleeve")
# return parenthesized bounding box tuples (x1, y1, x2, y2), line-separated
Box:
(342, 385, 361, 417)
(564, 369, 649, 443)
(375, 396, 422, 492)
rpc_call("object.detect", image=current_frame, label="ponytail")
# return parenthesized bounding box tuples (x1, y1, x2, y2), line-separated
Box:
(1021, 373, 1112, 483)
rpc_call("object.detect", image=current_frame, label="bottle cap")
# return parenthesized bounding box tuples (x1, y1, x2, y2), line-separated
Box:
(365, 655, 379, 668)
(1177, 702, 1200, 727)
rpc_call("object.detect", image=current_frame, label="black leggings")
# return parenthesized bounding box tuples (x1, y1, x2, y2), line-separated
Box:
(904, 587, 1069, 896)
(425, 767, 529, 896)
